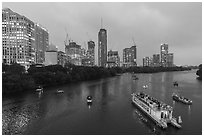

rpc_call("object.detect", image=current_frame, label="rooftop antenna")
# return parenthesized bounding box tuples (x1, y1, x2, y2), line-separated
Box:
(132, 37, 137, 47)
(64, 27, 69, 46)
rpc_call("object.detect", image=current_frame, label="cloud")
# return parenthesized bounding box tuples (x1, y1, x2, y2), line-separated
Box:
(2, 2, 202, 65)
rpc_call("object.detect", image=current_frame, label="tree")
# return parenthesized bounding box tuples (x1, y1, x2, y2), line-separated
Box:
(196, 64, 202, 80)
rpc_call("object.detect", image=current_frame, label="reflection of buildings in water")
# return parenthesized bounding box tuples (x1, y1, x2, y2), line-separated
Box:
(107, 78, 116, 96)
(101, 81, 108, 98)
(148, 74, 152, 83)
(133, 79, 139, 94)
(115, 75, 124, 95)
(165, 72, 173, 83)
(161, 72, 166, 83)
(160, 85, 165, 101)
(81, 83, 89, 101)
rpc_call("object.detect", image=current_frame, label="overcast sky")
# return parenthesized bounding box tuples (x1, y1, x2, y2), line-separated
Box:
(2, 2, 202, 66)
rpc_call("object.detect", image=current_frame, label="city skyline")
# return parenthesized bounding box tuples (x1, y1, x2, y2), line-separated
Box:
(2, 2, 202, 66)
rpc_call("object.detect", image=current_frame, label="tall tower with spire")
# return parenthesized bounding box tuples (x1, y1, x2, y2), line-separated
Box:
(98, 18, 107, 67)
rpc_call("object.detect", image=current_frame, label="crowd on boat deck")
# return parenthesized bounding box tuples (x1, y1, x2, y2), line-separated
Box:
(136, 92, 172, 110)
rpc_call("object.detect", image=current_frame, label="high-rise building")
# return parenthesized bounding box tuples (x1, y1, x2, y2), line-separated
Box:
(167, 53, 174, 67)
(153, 54, 160, 67)
(107, 50, 120, 67)
(82, 40, 95, 66)
(143, 57, 153, 67)
(160, 43, 168, 67)
(2, 8, 35, 69)
(87, 40, 95, 66)
(123, 46, 137, 67)
(57, 51, 68, 67)
(35, 23, 49, 64)
(98, 28, 107, 67)
(65, 41, 82, 66)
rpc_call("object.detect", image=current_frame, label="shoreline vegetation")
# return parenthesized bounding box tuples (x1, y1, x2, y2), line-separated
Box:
(196, 64, 202, 80)
(2, 63, 195, 96)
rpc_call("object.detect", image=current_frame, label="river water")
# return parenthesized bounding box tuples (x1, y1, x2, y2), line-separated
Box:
(2, 70, 202, 135)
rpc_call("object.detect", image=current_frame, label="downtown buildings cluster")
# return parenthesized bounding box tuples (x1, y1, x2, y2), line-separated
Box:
(143, 43, 174, 67)
(2, 8, 174, 69)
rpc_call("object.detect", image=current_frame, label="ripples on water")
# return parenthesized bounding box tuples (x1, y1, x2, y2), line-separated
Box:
(2, 70, 202, 135)
(2, 101, 41, 134)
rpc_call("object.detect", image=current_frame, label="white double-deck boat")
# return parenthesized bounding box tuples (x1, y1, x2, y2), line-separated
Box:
(132, 92, 181, 129)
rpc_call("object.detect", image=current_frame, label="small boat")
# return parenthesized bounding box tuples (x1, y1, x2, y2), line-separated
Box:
(172, 93, 192, 105)
(143, 85, 148, 89)
(87, 95, 92, 103)
(36, 86, 43, 92)
(56, 89, 64, 93)
(178, 116, 182, 124)
(173, 81, 178, 87)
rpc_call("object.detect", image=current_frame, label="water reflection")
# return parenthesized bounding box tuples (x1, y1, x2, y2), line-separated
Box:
(132, 108, 165, 135)
(2, 71, 202, 135)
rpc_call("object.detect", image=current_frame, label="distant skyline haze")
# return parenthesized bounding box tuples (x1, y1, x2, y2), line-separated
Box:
(2, 2, 202, 66)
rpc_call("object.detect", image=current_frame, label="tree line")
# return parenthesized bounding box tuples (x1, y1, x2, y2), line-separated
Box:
(2, 63, 122, 95)
(196, 64, 202, 80)
(2, 63, 193, 95)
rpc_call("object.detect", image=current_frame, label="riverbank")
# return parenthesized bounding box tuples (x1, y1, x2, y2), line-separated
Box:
(196, 64, 202, 80)
(2, 63, 121, 95)
(2, 70, 202, 135)
(2, 63, 193, 96)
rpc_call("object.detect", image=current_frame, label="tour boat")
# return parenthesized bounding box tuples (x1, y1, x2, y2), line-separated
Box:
(172, 93, 192, 105)
(56, 89, 64, 93)
(36, 86, 43, 92)
(131, 92, 181, 129)
(87, 95, 93, 103)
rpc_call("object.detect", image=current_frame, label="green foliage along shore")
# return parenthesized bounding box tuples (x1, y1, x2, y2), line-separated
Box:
(2, 63, 121, 95)
(196, 64, 202, 80)
(2, 63, 192, 95)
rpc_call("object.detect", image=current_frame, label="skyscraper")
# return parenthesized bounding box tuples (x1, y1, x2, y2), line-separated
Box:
(153, 54, 160, 67)
(107, 50, 120, 67)
(65, 41, 82, 66)
(143, 57, 153, 67)
(123, 46, 137, 67)
(160, 43, 168, 67)
(87, 40, 95, 66)
(35, 23, 49, 64)
(98, 28, 107, 67)
(2, 8, 35, 69)
(167, 53, 174, 67)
